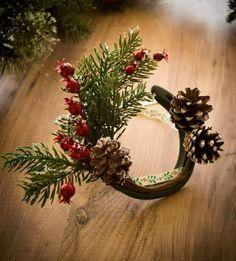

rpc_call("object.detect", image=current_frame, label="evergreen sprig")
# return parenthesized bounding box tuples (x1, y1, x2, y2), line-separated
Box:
(21, 169, 71, 207)
(1, 143, 72, 173)
(1, 28, 161, 206)
(54, 114, 77, 138)
(20, 168, 92, 207)
(1, 143, 93, 206)
(76, 27, 157, 144)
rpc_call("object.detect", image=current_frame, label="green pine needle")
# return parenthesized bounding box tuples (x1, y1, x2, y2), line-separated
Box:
(1, 143, 73, 173)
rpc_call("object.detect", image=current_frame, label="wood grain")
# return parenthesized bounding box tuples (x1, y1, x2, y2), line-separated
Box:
(0, 0, 235, 260)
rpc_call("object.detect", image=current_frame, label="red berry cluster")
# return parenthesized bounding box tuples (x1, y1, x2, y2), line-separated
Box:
(55, 60, 93, 204)
(64, 98, 82, 115)
(125, 48, 148, 75)
(56, 59, 80, 93)
(55, 60, 91, 164)
(124, 48, 168, 75)
(54, 133, 74, 151)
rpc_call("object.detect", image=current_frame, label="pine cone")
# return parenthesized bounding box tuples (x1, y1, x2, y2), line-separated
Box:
(91, 137, 132, 184)
(184, 125, 224, 164)
(170, 87, 213, 132)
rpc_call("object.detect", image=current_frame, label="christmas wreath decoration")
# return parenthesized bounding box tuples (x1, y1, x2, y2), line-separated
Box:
(1, 28, 223, 206)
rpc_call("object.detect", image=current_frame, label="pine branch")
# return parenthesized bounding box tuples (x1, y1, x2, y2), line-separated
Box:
(20, 168, 93, 207)
(54, 114, 78, 138)
(1, 143, 95, 206)
(1, 143, 73, 173)
(1, 27, 161, 207)
(76, 27, 157, 144)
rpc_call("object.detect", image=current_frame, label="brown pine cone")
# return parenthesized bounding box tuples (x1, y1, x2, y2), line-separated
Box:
(170, 87, 213, 132)
(90, 137, 132, 184)
(184, 125, 224, 164)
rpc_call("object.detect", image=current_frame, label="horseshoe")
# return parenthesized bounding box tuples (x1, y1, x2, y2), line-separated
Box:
(111, 85, 195, 199)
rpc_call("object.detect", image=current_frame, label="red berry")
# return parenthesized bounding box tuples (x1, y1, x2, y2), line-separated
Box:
(54, 132, 65, 143)
(63, 77, 80, 93)
(68, 143, 81, 160)
(54, 133, 74, 151)
(76, 122, 89, 137)
(59, 182, 75, 204)
(134, 51, 144, 61)
(80, 147, 91, 164)
(125, 64, 136, 75)
(60, 137, 74, 151)
(153, 53, 164, 61)
(56, 60, 75, 78)
(69, 148, 81, 160)
(65, 98, 82, 115)
(153, 49, 168, 62)
(69, 145, 91, 164)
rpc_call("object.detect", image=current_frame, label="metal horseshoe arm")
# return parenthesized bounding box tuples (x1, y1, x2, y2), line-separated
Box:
(111, 85, 195, 200)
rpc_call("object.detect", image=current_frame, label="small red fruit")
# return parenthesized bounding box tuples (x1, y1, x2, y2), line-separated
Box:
(65, 98, 82, 115)
(60, 137, 74, 151)
(125, 64, 136, 75)
(80, 147, 91, 164)
(56, 60, 75, 78)
(54, 133, 74, 151)
(134, 51, 144, 61)
(63, 77, 80, 93)
(153, 49, 168, 62)
(69, 148, 81, 160)
(69, 145, 91, 163)
(68, 143, 81, 160)
(76, 122, 90, 137)
(59, 182, 75, 204)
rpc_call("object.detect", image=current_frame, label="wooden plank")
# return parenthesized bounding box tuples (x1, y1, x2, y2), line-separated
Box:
(0, 0, 235, 260)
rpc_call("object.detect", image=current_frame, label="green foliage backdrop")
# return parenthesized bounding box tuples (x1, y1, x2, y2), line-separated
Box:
(0, 0, 133, 74)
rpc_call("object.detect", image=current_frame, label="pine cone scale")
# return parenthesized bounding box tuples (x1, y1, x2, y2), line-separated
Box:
(91, 137, 132, 184)
(170, 87, 213, 132)
(184, 125, 223, 164)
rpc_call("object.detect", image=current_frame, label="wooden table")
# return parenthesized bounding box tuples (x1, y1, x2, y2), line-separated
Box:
(0, 0, 235, 260)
